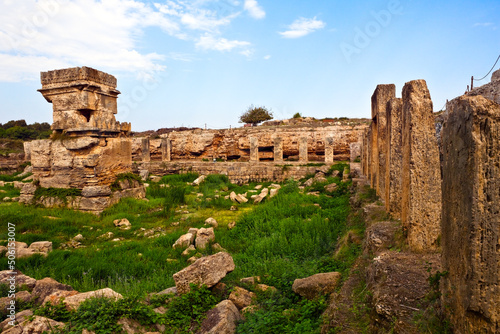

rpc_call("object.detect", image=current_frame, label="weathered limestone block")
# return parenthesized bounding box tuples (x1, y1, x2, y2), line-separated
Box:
(325, 137, 334, 163)
(371, 84, 396, 200)
(82, 185, 111, 197)
(292, 272, 341, 300)
(273, 137, 283, 162)
(361, 128, 368, 175)
(229, 286, 256, 310)
(64, 288, 123, 310)
(62, 137, 100, 150)
(173, 252, 235, 294)
(385, 97, 403, 218)
(366, 127, 372, 180)
(349, 142, 361, 162)
(195, 227, 216, 249)
(197, 300, 241, 334)
(441, 95, 500, 333)
(401, 80, 441, 252)
(299, 137, 308, 162)
(249, 137, 258, 162)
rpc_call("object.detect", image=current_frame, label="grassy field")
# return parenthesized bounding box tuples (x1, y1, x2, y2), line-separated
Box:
(0, 163, 364, 333)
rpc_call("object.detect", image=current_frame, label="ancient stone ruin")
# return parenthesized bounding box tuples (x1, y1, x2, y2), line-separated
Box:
(21, 67, 144, 213)
(361, 71, 500, 332)
(363, 80, 442, 252)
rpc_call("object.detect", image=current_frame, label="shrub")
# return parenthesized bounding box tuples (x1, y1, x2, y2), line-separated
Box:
(239, 105, 273, 126)
(293, 112, 302, 119)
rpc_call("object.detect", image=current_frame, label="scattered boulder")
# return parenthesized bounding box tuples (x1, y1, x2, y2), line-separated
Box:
(156, 286, 177, 296)
(197, 300, 241, 334)
(254, 188, 269, 204)
(150, 175, 162, 183)
(64, 288, 123, 310)
(229, 206, 237, 211)
(255, 185, 263, 190)
(73, 234, 85, 242)
(0, 270, 36, 289)
(212, 243, 225, 252)
(269, 188, 279, 198)
(255, 284, 277, 293)
(139, 169, 149, 181)
(195, 228, 215, 250)
(229, 286, 256, 310)
(240, 276, 261, 285)
(98, 232, 114, 240)
(230, 192, 248, 204)
(118, 317, 151, 334)
(182, 245, 196, 257)
(193, 175, 206, 186)
(205, 217, 218, 228)
(113, 218, 132, 230)
(292, 272, 342, 300)
(172, 233, 195, 249)
(188, 228, 199, 236)
(173, 252, 235, 294)
(27, 241, 52, 255)
(227, 222, 236, 230)
(0, 309, 32, 332)
(324, 183, 338, 193)
(3, 316, 64, 334)
(31, 277, 75, 305)
(269, 184, 281, 189)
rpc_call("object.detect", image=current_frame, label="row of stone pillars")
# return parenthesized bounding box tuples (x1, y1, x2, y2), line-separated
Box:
(363, 79, 500, 332)
(362, 80, 442, 252)
(140, 138, 172, 162)
(140, 137, 339, 163)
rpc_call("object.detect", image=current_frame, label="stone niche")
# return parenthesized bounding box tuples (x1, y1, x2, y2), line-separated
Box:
(22, 67, 144, 214)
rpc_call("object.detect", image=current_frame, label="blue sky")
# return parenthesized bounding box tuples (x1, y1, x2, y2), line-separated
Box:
(0, 0, 499, 131)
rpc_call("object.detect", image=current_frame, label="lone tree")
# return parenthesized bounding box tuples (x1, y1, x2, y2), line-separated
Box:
(239, 105, 273, 126)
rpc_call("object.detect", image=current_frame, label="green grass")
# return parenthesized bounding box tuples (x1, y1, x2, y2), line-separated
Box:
(0, 173, 359, 333)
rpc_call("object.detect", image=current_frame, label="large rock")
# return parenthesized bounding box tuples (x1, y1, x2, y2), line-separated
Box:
(228, 286, 256, 310)
(441, 94, 500, 333)
(192, 175, 206, 186)
(197, 300, 241, 334)
(31, 277, 75, 304)
(0, 309, 32, 332)
(292, 272, 341, 300)
(173, 252, 235, 294)
(3, 316, 64, 334)
(113, 218, 132, 230)
(0, 270, 36, 289)
(204, 217, 218, 228)
(64, 288, 123, 310)
(195, 227, 215, 250)
(172, 233, 195, 249)
(401, 79, 441, 252)
(82, 185, 112, 197)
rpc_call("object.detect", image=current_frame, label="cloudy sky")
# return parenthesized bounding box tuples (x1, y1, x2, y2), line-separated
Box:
(0, 0, 499, 131)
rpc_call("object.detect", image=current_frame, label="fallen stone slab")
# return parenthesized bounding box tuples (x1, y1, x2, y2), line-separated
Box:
(64, 288, 123, 310)
(173, 252, 235, 294)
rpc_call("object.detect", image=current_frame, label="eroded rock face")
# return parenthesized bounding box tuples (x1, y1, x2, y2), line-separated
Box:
(0, 270, 36, 289)
(173, 252, 235, 294)
(401, 80, 441, 252)
(441, 95, 500, 333)
(31, 277, 75, 305)
(292, 272, 341, 300)
(197, 300, 241, 334)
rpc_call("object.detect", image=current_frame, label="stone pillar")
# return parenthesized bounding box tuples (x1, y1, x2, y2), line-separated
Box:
(299, 137, 308, 162)
(367, 127, 373, 180)
(141, 138, 150, 162)
(361, 130, 367, 175)
(441, 95, 500, 333)
(249, 137, 259, 162)
(370, 120, 378, 189)
(371, 84, 396, 201)
(273, 137, 283, 162)
(401, 80, 441, 252)
(385, 97, 403, 218)
(161, 138, 171, 162)
(350, 142, 361, 162)
(325, 137, 334, 163)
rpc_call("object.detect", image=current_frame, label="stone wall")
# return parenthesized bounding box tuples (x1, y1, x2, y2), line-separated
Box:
(468, 68, 500, 105)
(441, 95, 500, 333)
(135, 161, 325, 185)
(130, 124, 367, 163)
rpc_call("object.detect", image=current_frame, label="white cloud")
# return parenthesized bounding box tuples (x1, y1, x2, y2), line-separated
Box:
(196, 34, 251, 52)
(263, 55, 271, 60)
(279, 17, 326, 39)
(244, 0, 265, 19)
(0, 0, 253, 82)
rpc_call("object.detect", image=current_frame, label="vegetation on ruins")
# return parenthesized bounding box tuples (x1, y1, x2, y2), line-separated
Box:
(0, 162, 367, 333)
(0, 120, 51, 141)
(239, 105, 273, 126)
(293, 112, 302, 118)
